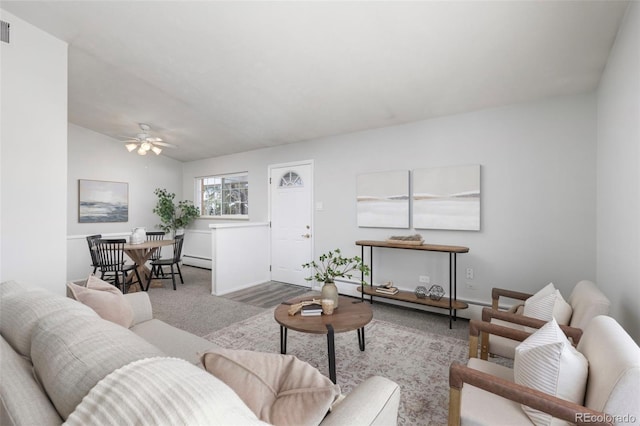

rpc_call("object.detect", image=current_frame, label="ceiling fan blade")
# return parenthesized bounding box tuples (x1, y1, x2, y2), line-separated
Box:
(153, 141, 177, 148)
(147, 137, 163, 142)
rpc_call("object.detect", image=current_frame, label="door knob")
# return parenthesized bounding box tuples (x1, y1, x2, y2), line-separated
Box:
(301, 233, 311, 238)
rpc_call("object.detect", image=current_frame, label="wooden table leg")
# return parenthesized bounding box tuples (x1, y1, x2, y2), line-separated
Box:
(124, 247, 161, 291)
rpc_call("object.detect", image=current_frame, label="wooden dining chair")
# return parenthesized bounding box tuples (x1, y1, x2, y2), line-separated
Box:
(95, 239, 142, 294)
(145, 234, 184, 291)
(86, 234, 102, 274)
(145, 231, 166, 261)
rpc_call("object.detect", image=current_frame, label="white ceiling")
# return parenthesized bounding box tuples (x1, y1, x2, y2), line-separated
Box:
(2, 1, 629, 162)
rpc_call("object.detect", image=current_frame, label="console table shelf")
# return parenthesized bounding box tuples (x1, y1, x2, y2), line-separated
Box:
(358, 286, 469, 310)
(355, 240, 470, 329)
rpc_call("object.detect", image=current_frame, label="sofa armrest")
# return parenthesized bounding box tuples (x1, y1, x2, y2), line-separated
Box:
(491, 288, 533, 310)
(123, 292, 153, 326)
(448, 362, 613, 426)
(321, 376, 400, 426)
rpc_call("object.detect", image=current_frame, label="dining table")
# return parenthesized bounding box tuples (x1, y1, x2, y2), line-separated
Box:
(123, 239, 174, 291)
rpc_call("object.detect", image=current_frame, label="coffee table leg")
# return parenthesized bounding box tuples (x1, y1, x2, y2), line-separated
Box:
(326, 324, 336, 384)
(357, 327, 365, 351)
(280, 326, 287, 354)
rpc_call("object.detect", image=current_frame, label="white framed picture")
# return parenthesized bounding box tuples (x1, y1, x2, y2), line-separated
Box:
(357, 170, 409, 228)
(413, 165, 480, 231)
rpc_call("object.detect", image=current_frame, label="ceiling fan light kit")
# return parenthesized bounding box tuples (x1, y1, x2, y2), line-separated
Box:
(122, 123, 174, 156)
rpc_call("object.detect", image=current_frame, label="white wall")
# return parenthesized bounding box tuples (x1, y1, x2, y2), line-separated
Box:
(210, 223, 270, 295)
(596, 2, 640, 342)
(184, 93, 598, 307)
(0, 10, 68, 294)
(66, 124, 183, 281)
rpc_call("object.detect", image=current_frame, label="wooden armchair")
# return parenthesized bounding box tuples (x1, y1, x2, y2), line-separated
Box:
(449, 316, 640, 426)
(487, 280, 610, 359)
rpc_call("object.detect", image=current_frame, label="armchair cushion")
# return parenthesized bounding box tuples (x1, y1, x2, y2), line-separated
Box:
(514, 319, 588, 426)
(567, 280, 610, 330)
(201, 348, 341, 426)
(576, 316, 640, 420)
(461, 358, 532, 425)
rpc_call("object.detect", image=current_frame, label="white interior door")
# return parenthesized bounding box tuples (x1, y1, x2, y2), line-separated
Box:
(269, 161, 313, 286)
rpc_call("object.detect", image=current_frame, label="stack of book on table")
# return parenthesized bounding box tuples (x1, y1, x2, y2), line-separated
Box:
(301, 303, 323, 316)
(375, 283, 399, 295)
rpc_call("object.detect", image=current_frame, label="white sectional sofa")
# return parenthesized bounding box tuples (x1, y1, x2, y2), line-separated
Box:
(0, 280, 400, 425)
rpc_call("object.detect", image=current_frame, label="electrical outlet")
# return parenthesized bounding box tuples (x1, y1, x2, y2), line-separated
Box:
(419, 275, 430, 284)
(466, 268, 474, 280)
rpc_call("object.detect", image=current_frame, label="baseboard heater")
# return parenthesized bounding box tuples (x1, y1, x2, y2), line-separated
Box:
(182, 255, 211, 270)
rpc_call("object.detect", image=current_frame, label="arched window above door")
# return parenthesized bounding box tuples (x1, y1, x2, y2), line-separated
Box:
(279, 171, 303, 188)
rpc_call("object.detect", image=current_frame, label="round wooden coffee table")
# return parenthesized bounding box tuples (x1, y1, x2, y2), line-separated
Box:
(274, 295, 373, 383)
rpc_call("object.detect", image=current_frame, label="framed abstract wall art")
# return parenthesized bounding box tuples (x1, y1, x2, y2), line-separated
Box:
(357, 170, 409, 228)
(413, 164, 480, 231)
(78, 179, 129, 223)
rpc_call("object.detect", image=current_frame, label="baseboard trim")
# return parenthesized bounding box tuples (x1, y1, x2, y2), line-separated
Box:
(182, 255, 211, 269)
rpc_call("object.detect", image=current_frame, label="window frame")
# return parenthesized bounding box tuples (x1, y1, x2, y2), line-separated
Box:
(195, 172, 249, 220)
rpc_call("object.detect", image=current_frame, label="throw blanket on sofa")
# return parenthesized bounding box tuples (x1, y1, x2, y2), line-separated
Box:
(64, 357, 268, 426)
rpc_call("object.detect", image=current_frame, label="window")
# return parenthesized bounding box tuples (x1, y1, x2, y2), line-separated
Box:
(195, 173, 248, 218)
(279, 171, 303, 187)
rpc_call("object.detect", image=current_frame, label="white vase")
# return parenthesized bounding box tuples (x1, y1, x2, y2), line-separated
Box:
(130, 227, 146, 244)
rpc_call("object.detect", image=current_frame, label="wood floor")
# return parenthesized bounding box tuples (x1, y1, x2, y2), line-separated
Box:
(222, 281, 311, 308)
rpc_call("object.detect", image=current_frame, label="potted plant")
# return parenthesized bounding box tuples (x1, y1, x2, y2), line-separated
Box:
(302, 249, 370, 309)
(152, 188, 200, 237)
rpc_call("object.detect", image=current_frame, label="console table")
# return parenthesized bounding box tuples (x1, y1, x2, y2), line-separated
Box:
(355, 240, 469, 329)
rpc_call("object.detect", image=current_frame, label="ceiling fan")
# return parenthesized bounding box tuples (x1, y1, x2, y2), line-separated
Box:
(122, 123, 176, 155)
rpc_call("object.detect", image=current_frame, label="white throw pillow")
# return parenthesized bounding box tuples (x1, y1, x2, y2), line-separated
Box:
(551, 291, 572, 325)
(523, 291, 557, 322)
(523, 284, 573, 330)
(514, 319, 588, 426)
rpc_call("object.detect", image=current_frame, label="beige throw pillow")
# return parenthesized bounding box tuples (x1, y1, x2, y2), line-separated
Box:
(514, 319, 588, 426)
(201, 348, 341, 426)
(67, 275, 134, 328)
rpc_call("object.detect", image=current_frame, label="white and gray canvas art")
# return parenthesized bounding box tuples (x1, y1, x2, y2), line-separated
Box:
(78, 179, 129, 223)
(413, 165, 480, 231)
(357, 170, 409, 228)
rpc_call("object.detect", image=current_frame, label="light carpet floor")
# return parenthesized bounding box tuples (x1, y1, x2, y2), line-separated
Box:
(148, 266, 470, 340)
(204, 310, 469, 426)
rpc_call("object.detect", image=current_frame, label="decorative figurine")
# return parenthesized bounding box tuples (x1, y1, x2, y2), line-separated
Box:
(415, 286, 428, 299)
(428, 285, 445, 301)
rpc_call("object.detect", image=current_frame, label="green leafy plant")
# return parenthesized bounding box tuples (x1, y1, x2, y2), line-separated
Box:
(153, 188, 200, 233)
(302, 249, 370, 284)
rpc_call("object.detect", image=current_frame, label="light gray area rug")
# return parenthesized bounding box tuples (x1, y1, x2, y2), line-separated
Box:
(203, 310, 469, 425)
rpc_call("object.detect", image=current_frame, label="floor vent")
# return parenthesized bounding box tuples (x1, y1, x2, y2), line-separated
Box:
(1, 21, 9, 44)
